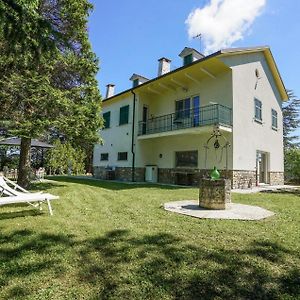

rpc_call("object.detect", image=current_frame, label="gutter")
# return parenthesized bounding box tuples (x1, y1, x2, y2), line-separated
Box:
(131, 90, 136, 182)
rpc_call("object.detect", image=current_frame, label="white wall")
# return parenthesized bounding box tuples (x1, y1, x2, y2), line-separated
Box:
(94, 68, 234, 170)
(94, 51, 284, 174)
(133, 70, 234, 170)
(93, 94, 134, 168)
(136, 71, 233, 121)
(135, 132, 232, 170)
(221, 53, 284, 172)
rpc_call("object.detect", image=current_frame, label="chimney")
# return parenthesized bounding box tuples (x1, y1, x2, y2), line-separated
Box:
(130, 74, 149, 88)
(105, 84, 115, 98)
(158, 57, 171, 76)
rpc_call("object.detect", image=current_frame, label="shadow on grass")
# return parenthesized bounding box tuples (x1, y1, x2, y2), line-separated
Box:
(260, 188, 300, 197)
(47, 176, 188, 191)
(0, 209, 42, 220)
(0, 229, 299, 299)
(29, 181, 66, 191)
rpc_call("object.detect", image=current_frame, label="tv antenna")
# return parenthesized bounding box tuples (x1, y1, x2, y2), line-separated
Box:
(193, 33, 202, 53)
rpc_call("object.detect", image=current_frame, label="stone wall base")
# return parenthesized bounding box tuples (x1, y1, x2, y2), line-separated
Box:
(93, 166, 284, 189)
(231, 170, 256, 189)
(269, 172, 284, 186)
(93, 167, 145, 182)
(93, 166, 106, 179)
(158, 168, 230, 186)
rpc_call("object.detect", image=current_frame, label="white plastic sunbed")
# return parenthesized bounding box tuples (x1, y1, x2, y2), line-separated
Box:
(0, 176, 59, 215)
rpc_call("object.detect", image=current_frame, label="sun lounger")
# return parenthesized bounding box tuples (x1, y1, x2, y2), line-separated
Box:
(0, 176, 59, 215)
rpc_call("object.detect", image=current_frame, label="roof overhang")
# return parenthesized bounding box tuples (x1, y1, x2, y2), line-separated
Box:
(102, 46, 288, 104)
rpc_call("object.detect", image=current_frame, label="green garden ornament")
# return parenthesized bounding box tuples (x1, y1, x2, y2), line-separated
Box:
(210, 166, 220, 180)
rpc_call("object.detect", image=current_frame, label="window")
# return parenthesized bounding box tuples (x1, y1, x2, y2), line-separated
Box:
(175, 98, 191, 119)
(118, 152, 128, 161)
(183, 54, 193, 66)
(103, 112, 111, 129)
(254, 98, 262, 122)
(193, 96, 200, 126)
(100, 153, 109, 161)
(133, 79, 139, 87)
(119, 105, 129, 125)
(272, 109, 278, 129)
(175, 151, 198, 168)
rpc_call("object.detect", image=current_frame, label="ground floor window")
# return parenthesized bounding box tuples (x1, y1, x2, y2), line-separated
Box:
(100, 153, 109, 161)
(175, 150, 198, 168)
(118, 152, 128, 161)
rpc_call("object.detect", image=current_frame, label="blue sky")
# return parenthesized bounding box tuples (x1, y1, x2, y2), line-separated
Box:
(88, 0, 300, 131)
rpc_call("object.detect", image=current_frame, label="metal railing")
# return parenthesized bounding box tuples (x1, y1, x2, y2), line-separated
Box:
(138, 104, 232, 136)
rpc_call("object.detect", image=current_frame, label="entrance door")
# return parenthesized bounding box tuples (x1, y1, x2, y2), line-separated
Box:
(257, 151, 268, 184)
(142, 106, 148, 134)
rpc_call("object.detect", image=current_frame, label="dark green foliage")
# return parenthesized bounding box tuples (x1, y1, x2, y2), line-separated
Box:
(0, 0, 102, 140)
(46, 140, 86, 175)
(282, 90, 300, 149)
(284, 148, 300, 183)
(0, 0, 102, 185)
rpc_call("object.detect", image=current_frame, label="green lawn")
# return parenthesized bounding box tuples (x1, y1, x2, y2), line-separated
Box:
(0, 177, 299, 300)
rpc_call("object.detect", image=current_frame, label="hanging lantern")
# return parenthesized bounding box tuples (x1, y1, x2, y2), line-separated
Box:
(214, 139, 220, 149)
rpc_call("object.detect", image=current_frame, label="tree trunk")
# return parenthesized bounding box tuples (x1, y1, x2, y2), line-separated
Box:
(17, 137, 31, 188)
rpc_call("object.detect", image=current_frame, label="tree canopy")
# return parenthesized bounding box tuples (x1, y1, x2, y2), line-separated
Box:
(0, 0, 102, 186)
(282, 90, 300, 149)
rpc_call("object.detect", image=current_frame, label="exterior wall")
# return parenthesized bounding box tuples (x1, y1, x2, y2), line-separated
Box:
(269, 172, 284, 185)
(221, 53, 284, 176)
(93, 165, 283, 188)
(93, 94, 134, 170)
(93, 166, 107, 179)
(231, 170, 256, 189)
(158, 168, 230, 186)
(135, 133, 233, 171)
(136, 70, 233, 123)
(93, 166, 145, 182)
(93, 51, 285, 189)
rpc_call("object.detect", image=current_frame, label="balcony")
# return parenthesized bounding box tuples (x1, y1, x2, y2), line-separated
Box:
(138, 104, 232, 137)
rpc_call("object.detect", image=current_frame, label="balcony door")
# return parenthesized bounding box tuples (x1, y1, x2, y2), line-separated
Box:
(175, 96, 200, 128)
(193, 96, 200, 126)
(142, 105, 148, 134)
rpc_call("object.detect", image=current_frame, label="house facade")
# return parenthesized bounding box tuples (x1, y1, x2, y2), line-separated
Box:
(93, 46, 288, 188)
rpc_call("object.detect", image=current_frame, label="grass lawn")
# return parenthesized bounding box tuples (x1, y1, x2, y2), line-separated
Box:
(0, 177, 299, 299)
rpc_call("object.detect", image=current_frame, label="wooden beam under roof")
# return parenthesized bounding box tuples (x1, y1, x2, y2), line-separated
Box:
(200, 67, 216, 79)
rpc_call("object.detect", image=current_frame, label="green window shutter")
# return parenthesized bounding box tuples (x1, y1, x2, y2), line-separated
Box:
(133, 79, 139, 87)
(184, 54, 193, 66)
(119, 105, 129, 125)
(103, 112, 110, 129)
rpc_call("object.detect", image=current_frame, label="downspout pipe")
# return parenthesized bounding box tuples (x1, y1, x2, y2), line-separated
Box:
(131, 90, 136, 182)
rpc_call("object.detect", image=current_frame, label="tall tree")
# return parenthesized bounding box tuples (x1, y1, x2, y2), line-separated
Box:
(282, 90, 300, 149)
(0, 0, 102, 187)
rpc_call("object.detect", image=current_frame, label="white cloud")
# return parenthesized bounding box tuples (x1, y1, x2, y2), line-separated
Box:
(186, 0, 266, 54)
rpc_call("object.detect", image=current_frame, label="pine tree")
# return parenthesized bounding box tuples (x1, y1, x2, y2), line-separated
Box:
(0, 0, 102, 187)
(282, 90, 300, 149)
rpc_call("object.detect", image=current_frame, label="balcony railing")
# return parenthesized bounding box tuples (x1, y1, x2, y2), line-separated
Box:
(138, 104, 232, 136)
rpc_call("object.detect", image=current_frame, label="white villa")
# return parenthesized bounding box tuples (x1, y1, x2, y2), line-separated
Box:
(93, 46, 288, 188)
